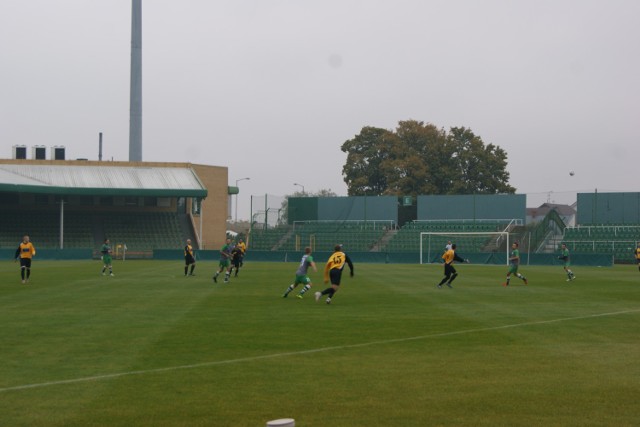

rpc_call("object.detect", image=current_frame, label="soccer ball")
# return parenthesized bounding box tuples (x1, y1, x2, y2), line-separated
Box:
(569, 171, 575, 176)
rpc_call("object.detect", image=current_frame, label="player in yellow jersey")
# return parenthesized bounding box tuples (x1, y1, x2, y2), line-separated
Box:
(436, 243, 469, 289)
(14, 235, 36, 284)
(236, 238, 247, 267)
(635, 243, 640, 272)
(315, 244, 354, 304)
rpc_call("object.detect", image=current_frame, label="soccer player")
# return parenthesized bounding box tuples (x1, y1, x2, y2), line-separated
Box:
(15, 235, 36, 284)
(184, 239, 196, 276)
(229, 245, 243, 277)
(101, 239, 114, 276)
(503, 241, 527, 286)
(236, 238, 247, 267)
(436, 243, 468, 289)
(315, 244, 354, 305)
(635, 243, 640, 272)
(213, 238, 233, 283)
(282, 247, 317, 298)
(558, 243, 576, 281)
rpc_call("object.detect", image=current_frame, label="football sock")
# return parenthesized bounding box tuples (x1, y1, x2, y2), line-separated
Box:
(299, 284, 311, 295)
(21, 268, 25, 279)
(437, 276, 449, 287)
(506, 277, 511, 285)
(27, 269, 31, 278)
(448, 273, 458, 284)
(190, 265, 195, 274)
(185, 266, 189, 275)
(284, 284, 294, 295)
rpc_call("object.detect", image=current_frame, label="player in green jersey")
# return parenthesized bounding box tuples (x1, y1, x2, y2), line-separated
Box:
(101, 239, 114, 277)
(503, 242, 527, 286)
(282, 247, 317, 298)
(558, 243, 576, 282)
(213, 238, 233, 283)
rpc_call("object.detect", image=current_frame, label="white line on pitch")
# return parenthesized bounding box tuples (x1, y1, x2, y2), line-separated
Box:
(1, 308, 638, 393)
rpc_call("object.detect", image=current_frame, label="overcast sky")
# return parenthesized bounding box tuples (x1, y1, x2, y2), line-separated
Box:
(1, 0, 638, 220)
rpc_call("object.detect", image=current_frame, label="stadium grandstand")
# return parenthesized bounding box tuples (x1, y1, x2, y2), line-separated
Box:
(3, 153, 639, 265)
(0, 157, 231, 259)
(247, 192, 640, 265)
(560, 224, 640, 263)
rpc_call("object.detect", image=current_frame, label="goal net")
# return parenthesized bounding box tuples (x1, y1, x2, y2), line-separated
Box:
(420, 231, 510, 265)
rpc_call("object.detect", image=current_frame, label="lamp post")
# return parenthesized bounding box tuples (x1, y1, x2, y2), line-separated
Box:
(235, 177, 250, 222)
(293, 182, 305, 195)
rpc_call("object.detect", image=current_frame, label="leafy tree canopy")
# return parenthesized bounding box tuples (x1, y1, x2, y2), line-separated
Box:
(341, 120, 516, 196)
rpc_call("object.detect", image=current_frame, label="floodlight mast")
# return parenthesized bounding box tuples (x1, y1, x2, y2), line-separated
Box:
(235, 177, 250, 222)
(293, 183, 305, 195)
(129, 0, 142, 162)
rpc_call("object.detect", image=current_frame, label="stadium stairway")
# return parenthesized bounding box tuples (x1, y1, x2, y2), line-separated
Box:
(177, 213, 198, 248)
(272, 229, 295, 251)
(370, 229, 397, 252)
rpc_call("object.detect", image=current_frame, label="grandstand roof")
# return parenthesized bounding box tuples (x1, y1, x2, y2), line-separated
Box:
(0, 164, 208, 197)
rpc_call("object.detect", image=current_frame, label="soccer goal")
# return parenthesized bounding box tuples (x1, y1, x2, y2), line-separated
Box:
(420, 231, 510, 265)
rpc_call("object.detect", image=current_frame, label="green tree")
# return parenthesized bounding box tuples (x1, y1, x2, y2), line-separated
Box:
(341, 126, 394, 195)
(446, 127, 515, 194)
(341, 120, 515, 196)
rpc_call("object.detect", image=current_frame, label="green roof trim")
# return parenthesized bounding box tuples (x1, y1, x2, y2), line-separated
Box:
(0, 183, 207, 197)
(0, 164, 208, 198)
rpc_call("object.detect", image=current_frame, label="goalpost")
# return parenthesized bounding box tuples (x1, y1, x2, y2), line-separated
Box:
(420, 231, 510, 265)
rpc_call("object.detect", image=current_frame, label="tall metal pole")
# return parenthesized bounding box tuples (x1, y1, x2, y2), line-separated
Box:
(98, 132, 103, 161)
(235, 177, 250, 222)
(59, 200, 64, 249)
(129, 0, 142, 162)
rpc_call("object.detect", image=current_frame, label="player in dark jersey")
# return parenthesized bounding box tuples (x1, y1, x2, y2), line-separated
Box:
(229, 245, 243, 277)
(184, 239, 196, 276)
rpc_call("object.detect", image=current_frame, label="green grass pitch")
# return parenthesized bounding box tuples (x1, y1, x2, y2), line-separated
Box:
(1, 259, 639, 426)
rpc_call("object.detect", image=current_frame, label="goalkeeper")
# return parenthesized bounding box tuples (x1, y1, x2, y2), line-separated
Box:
(436, 243, 469, 289)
